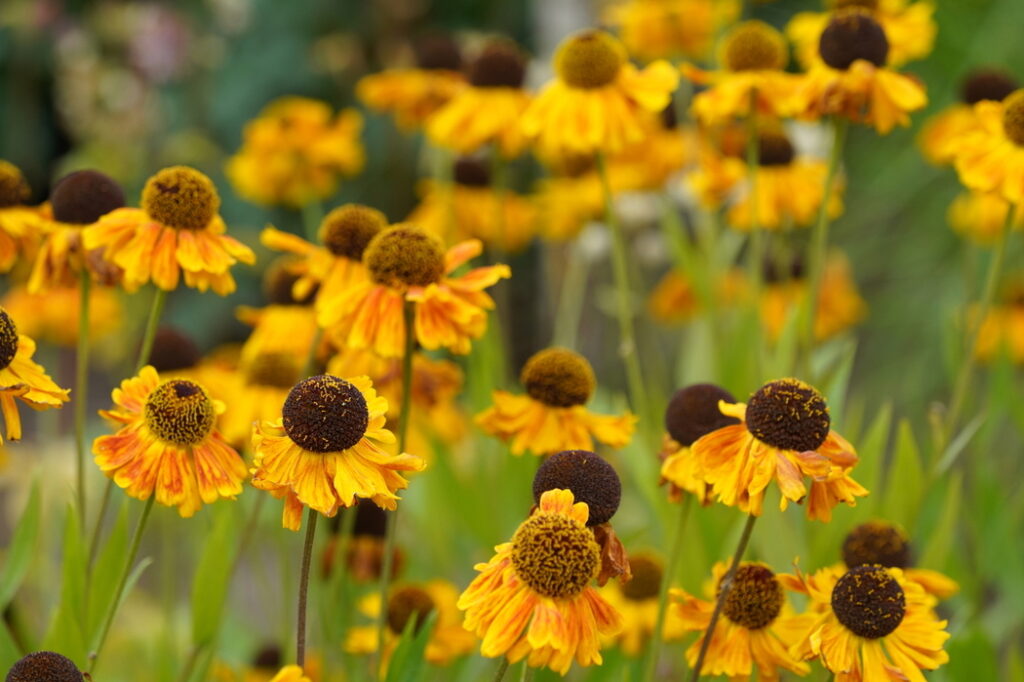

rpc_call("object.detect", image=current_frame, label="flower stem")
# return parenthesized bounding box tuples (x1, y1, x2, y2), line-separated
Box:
(373, 301, 416, 679)
(296, 508, 318, 668)
(493, 658, 510, 682)
(74, 269, 91, 531)
(88, 496, 155, 674)
(135, 287, 168, 373)
(552, 241, 588, 349)
(799, 117, 848, 379)
(595, 152, 650, 430)
(687, 514, 757, 682)
(744, 90, 763, 298)
(642, 495, 692, 682)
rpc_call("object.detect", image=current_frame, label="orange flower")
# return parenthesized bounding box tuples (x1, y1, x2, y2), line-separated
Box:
(954, 89, 1024, 205)
(0, 308, 69, 444)
(0, 160, 43, 273)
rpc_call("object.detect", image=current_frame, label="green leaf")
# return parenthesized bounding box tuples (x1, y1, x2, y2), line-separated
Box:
(853, 403, 892, 515)
(919, 472, 962, 570)
(191, 506, 238, 646)
(0, 480, 41, 608)
(86, 502, 130, 639)
(41, 505, 88, 666)
(933, 414, 984, 475)
(882, 420, 923, 527)
(384, 610, 437, 682)
(0, 620, 21, 671)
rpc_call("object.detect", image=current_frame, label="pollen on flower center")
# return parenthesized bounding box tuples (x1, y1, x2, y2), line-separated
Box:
(0, 308, 20, 370)
(6, 651, 84, 682)
(319, 204, 388, 261)
(664, 383, 740, 446)
(510, 513, 600, 599)
(141, 165, 220, 230)
(453, 157, 491, 187)
(282, 375, 369, 453)
(831, 565, 906, 639)
(364, 225, 446, 289)
(842, 521, 911, 569)
(621, 554, 662, 601)
(721, 20, 788, 72)
(745, 378, 831, 452)
(387, 586, 436, 634)
(721, 564, 783, 630)
(0, 160, 30, 208)
(50, 169, 125, 225)
(533, 450, 621, 526)
(554, 30, 625, 89)
(757, 131, 795, 166)
(819, 9, 890, 70)
(144, 380, 215, 446)
(521, 347, 596, 408)
(961, 68, 1018, 105)
(468, 42, 526, 88)
(1001, 90, 1024, 146)
(245, 352, 301, 389)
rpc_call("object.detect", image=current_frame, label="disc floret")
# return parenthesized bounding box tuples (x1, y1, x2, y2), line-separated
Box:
(521, 348, 596, 408)
(0, 160, 30, 208)
(819, 10, 890, 70)
(387, 586, 436, 634)
(555, 30, 626, 89)
(144, 380, 216, 446)
(721, 564, 783, 630)
(842, 521, 911, 569)
(721, 20, 788, 72)
(510, 513, 600, 598)
(664, 383, 739, 446)
(319, 204, 388, 260)
(364, 225, 446, 289)
(281, 375, 369, 453)
(621, 554, 662, 601)
(1002, 90, 1024, 146)
(744, 378, 830, 452)
(141, 166, 220, 230)
(533, 450, 621, 526)
(830, 565, 906, 639)
(0, 308, 19, 370)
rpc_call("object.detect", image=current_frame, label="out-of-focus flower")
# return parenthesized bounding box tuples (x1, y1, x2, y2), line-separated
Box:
(408, 157, 537, 253)
(0, 160, 44, 273)
(947, 190, 1023, 246)
(954, 89, 1024, 205)
(226, 97, 364, 208)
(85, 166, 255, 294)
(0, 308, 70, 444)
(599, 553, 686, 656)
(533, 154, 605, 241)
(427, 41, 531, 157)
(787, 0, 936, 69)
(603, 0, 740, 63)
(1, 283, 122, 347)
(791, 10, 927, 135)
(919, 68, 1018, 165)
(477, 348, 636, 456)
(522, 30, 678, 157)
(973, 277, 1024, 364)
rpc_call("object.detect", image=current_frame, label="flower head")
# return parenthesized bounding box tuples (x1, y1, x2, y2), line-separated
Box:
(598, 552, 687, 656)
(0, 160, 42, 274)
(837, 521, 959, 599)
(955, 89, 1024, 204)
(6, 651, 83, 681)
(533, 450, 621, 527)
(0, 308, 70, 444)
(603, 0, 739, 63)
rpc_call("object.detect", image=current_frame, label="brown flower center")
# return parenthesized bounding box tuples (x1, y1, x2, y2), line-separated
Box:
(144, 380, 216, 446)
(387, 586, 436, 635)
(961, 68, 1018, 105)
(263, 255, 316, 305)
(282, 375, 369, 452)
(831, 565, 906, 639)
(721, 20, 788, 72)
(146, 327, 201, 373)
(819, 9, 889, 70)
(520, 348, 596, 407)
(50, 169, 124, 224)
(533, 450, 621, 526)
(510, 513, 600, 598)
(721, 564, 784, 630)
(246, 352, 301, 389)
(757, 130, 795, 166)
(413, 33, 462, 71)
(1002, 90, 1024, 146)
(319, 204, 388, 261)
(842, 521, 911, 569)
(141, 166, 220, 230)
(834, 0, 879, 9)
(555, 30, 625, 89)
(6, 651, 84, 682)
(468, 42, 526, 88)
(453, 157, 491, 187)
(664, 383, 739, 446)
(0, 308, 19, 370)
(745, 378, 830, 452)
(250, 644, 282, 670)
(0, 160, 30, 208)
(621, 554, 663, 601)
(364, 225, 446, 289)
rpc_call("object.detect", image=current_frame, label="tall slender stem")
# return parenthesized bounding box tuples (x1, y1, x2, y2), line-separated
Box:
(492, 658, 510, 682)
(744, 90, 763, 298)
(74, 269, 92, 530)
(595, 153, 650, 429)
(88, 497, 155, 674)
(296, 508, 318, 668)
(135, 288, 168, 373)
(373, 301, 416, 679)
(800, 118, 848, 378)
(687, 514, 757, 682)
(642, 495, 692, 681)
(552, 242, 588, 348)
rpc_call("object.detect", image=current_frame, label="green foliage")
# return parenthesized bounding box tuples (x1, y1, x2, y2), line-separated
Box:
(0, 480, 40, 609)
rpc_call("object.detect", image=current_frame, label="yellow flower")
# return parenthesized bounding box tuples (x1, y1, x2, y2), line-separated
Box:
(691, 378, 868, 521)
(659, 384, 741, 505)
(29, 169, 125, 294)
(458, 489, 624, 675)
(408, 158, 537, 253)
(603, 0, 740, 62)
(760, 252, 867, 342)
(533, 164, 605, 241)
(947, 190, 1024, 246)
(217, 350, 301, 450)
(93, 366, 247, 517)
(476, 348, 636, 456)
(0, 308, 70, 444)
(670, 562, 811, 679)
(211, 645, 322, 682)
(681, 20, 799, 127)
(521, 30, 678, 157)
(0, 160, 43, 273)
(685, 144, 747, 210)
(973, 278, 1024, 364)
(598, 553, 686, 656)
(226, 97, 364, 207)
(954, 89, 1024, 205)
(84, 166, 255, 295)
(919, 68, 1018, 165)
(356, 34, 465, 130)
(250, 374, 425, 530)
(427, 41, 531, 157)
(268, 665, 311, 682)
(786, 565, 950, 680)
(325, 226, 510, 358)
(648, 268, 747, 325)
(787, 0, 936, 69)
(606, 113, 696, 190)
(344, 581, 477, 669)
(791, 10, 927, 134)
(1, 283, 122, 348)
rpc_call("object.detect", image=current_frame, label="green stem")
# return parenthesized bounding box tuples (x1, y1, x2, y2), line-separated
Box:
(75, 269, 91, 531)
(799, 118, 848, 379)
(595, 153, 650, 429)
(744, 90, 763, 298)
(493, 658, 510, 682)
(373, 301, 416, 679)
(135, 288, 168, 373)
(296, 508, 318, 668)
(552, 241, 588, 349)
(642, 495, 692, 681)
(88, 497, 155, 674)
(687, 514, 757, 682)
